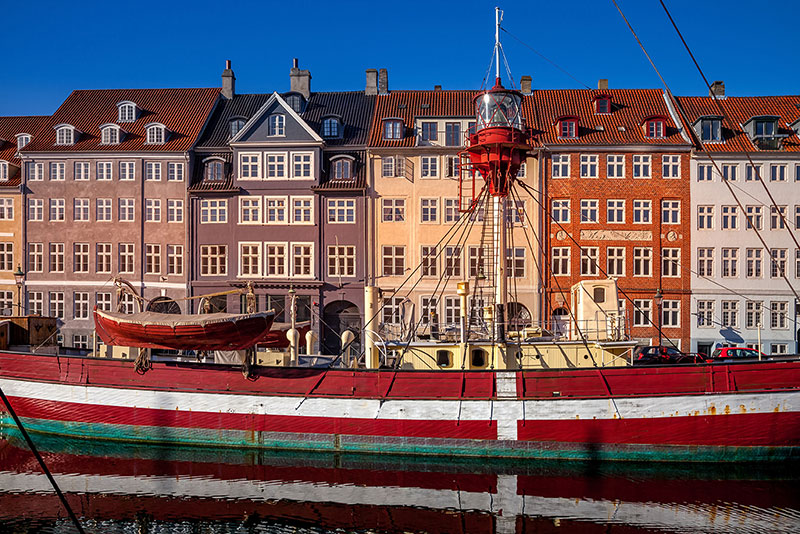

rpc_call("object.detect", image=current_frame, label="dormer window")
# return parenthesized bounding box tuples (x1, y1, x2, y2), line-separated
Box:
(383, 119, 404, 139)
(100, 124, 121, 145)
(145, 123, 167, 144)
(55, 124, 75, 145)
(268, 114, 285, 136)
(645, 118, 666, 138)
(744, 116, 782, 150)
(595, 96, 611, 114)
(229, 118, 246, 138)
(558, 117, 578, 138)
(285, 94, 305, 113)
(117, 101, 137, 123)
(16, 134, 31, 150)
(0, 161, 8, 181)
(699, 117, 722, 141)
(322, 117, 340, 138)
(754, 119, 776, 137)
(332, 157, 353, 180)
(204, 158, 225, 181)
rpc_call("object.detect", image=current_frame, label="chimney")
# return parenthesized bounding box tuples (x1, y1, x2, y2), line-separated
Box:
(365, 69, 378, 96)
(434, 85, 442, 91)
(709, 80, 725, 98)
(378, 68, 389, 95)
(221, 60, 235, 99)
(520, 75, 532, 95)
(598, 79, 609, 91)
(289, 58, 312, 99)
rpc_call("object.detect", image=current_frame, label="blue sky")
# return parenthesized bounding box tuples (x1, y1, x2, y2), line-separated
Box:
(2, 0, 797, 116)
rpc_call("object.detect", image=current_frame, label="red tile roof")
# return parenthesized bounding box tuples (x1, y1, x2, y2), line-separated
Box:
(23, 88, 220, 153)
(0, 115, 50, 187)
(367, 90, 479, 148)
(528, 89, 690, 146)
(677, 95, 800, 152)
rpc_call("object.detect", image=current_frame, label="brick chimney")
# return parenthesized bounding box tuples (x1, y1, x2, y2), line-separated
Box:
(520, 75, 532, 95)
(598, 79, 609, 91)
(289, 58, 311, 99)
(434, 85, 442, 91)
(221, 60, 235, 99)
(378, 68, 389, 95)
(365, 69, 378, 96)
(709, 80, 725, 98)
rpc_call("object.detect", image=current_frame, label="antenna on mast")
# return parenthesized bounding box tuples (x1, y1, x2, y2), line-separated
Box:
(495, 7, 503, 83)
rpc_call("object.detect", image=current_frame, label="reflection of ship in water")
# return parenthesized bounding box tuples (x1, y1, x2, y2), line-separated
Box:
(1, 434, 798, 534)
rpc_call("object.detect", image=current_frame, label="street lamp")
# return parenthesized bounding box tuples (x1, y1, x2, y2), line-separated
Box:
(654, 288, 663, 348)
(13, 265, 24, 316)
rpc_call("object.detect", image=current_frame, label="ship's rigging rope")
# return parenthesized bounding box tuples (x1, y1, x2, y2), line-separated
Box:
(499, 27, 592, 90)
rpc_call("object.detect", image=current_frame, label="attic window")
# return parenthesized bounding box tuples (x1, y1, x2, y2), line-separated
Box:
(322, 117, 340, 138)
(383, 119, 403, 139)
(558, 118, 578, 138)
(55, 125, 75, 145)
(16, 134, 30, 150)
(332, 157, 353, 180)
(700, 118, 721, 141)
(754, 119, 776, 137)
(100, 124, 121, 145)
(117, 101, 137, 123)
(268, 114, 285, 136)
(229, 118, 246, 137)
(145, 123, 167, 144)
(205, 159, 225, 181)
(285, 94, 304, 113)
(646, 118, 666, 138)
(595, 97, 611, 114)
(0, 161, 7, 181)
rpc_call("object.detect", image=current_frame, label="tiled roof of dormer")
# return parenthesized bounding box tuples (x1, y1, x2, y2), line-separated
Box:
(302, 92, 375, 147)
(527, 89, 690, 146)
(677, 95, 800, 152)
(0, 115, 50, 187)
(313, 150, 367, 191)
(188, 152, 238, 193)
(23, 88, 220, 153)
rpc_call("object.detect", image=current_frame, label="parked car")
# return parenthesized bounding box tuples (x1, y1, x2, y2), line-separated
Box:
(706, 347, 768, 362)
(633, 345, 704, 365)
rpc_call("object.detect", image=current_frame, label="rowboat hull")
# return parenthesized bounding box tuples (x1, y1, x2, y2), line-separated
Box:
(1, 351, 798, 462)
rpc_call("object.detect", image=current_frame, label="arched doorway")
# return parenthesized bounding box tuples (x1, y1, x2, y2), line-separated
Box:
(146, 296, 181, 314)
(507, 302, 532, 330)
(322, 300, 361, 356)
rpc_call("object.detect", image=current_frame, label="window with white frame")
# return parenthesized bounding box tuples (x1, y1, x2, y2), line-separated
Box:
(146, 124, 166, 144)
(697, 163, 714, 181)
(552, 247, 570, 275)
(607, 155, 624, 178)
(444, 198, 459, 223)
(607, 247, 625, 276)
(722, 164, 737, 181)
(264, 197, 287, 223)
(632, 199, 651, 224)
(145, 162, 161, 181)
(770, 249, 787, 278)
(770, 301, 787, 329)
(607, 199, 624, 223)
(72, 334, 89, 348)
(118, 102, 136, 122)
(420, 122, 437, 142)
(48, 291, 65, 319)
(721, 206, 738, 229)
(721, 248, 738, 278)
(745, 164, 761, 181)
(421, 156, 438, 178)
(697, 205, 714, 230)
(49, 162, 65, 180)
(444, 296, 461, 325)
(119, 243, 134, 274)
(205, 160, 224, 181)
(16, 134, 30, 150)
(662, 155, 680, 178)
(96, 161, 112, 181)
(0, 198, 12, 221)
(167, 245, 183, 275)
(745, 205, 763, 230)
(444, 246, 462, 277)
(721, 300, 739, 328)
(291, 197, 313, 224)
(267, 153, 287, 178)
(647, 119, 665, 138)
(168, 162, 184, 182)
(420, 296, 439, 324)
(383, 119, 403, 139)
(468, 246, 485, 278)
(551, 199, 570, 223)
(167, 199, 183, 223)
(239, 243, 261, 277)
(632, 155, 651, 178)
(119, 198, 135, 222)
(145, 244, 161, 274)
(633, 247, 652, 276)
(552, 155, 569, 178)
(506, 247, 525, 278)
(322, 117, 340, 138)
(49, 199, 65, 221)
(633, 299, 651, 327)
(746, 248, 762, 278)
(0, 243, 12, 271)
(200, 199, 227, 223)
(382, 296, 403, 325)
(697, 300, 714, 328)
(382, 156, 396, 178)
(332, 158, 352, 180)
(28, 291, 43, 316)
(28, 243, 43, 273)
(796, 206, 800, 229)
(268, 114, 285, 136)
(662, 300, 680, 327)
(96, 243, 112, 273)
(771, 343, 788, 355)
(327, 199, 355, 223)
(120, 161, 135, 181)
(265, 243, 286, 276)
(49, 243, 64, 272)
(580, 199, 598, 223)
(580, 155, 597, 178)
(96, 198, 112, 222)
(580, 247, 599, 275)
(445, 122, 461, 147)
(200, 245, 227, 276)
(506, 199, 524, 226)
(145, 199, 161, 222)
(421, 198, 439, 223)
(770, 206, 787, 230)
(661, 200, 680, 224)
(73, 198, 89, 222)
(382, 198, 405, 222)
(240, 153, 261, 179)
(101, 126, 119, 145)
(662, 248, 680, 277)
(559, 118, 577, 138)
(770, 164, 787, 182)
(421, 246, 438, 277)
(382, 246, 405, 276)
(745, 301, 762, 329)
(292, 243, 313, 276)
(55, 126, 74, 145)
(445, 155, 460, 178)
(96, 292, 112, 312)
(74, 162, 90, 181)
(292, 153, 313, 178)
(27, 162, 43, 181)
(327, 245, 355, 277)
(74, 292, 90, 320)
(517, 162, 526, 178)
(239, 197, 262, 224)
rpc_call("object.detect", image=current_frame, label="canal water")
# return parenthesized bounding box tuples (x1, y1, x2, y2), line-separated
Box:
(1, 430, 798, 534)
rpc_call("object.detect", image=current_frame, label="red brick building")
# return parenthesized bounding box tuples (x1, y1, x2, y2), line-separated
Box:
(525, 88, 693, 348)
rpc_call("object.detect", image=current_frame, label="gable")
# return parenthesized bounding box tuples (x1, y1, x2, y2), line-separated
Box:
(232, 93, 322, 144)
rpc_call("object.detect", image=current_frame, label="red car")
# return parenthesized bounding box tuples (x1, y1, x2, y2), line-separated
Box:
(707, 347, 768, 362)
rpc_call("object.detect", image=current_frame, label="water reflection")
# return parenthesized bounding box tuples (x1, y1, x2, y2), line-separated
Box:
(1, 430, 799, 534)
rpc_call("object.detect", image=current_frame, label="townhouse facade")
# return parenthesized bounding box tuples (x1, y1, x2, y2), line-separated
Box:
(678, 89, 800, 355)
(532, 86, 694, 349)
(0, 116, 49, 315)
(366, 75, 544, 338)
(20, 87, 220, 346)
